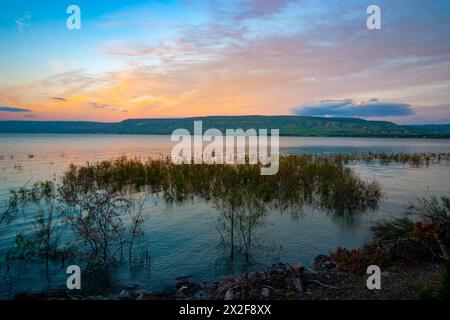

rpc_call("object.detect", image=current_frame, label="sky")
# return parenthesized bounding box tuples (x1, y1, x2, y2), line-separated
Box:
(0, 0, 449, 124)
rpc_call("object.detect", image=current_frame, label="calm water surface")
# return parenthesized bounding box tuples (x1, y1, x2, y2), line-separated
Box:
(1, 134, 450, 297)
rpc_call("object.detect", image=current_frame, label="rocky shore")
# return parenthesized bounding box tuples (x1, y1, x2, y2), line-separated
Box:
(14, 256, 443, 301)
(167, 257, 442, 300)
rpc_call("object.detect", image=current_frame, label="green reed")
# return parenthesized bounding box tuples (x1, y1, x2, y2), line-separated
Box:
(56, 155, 382, 259)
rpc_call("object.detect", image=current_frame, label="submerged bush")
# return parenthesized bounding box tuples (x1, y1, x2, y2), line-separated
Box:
(5, 177, 149, 266)
(5, 155, 382, 263)
(5, 189, 70, 277)
(373, 195, 450, 259)
(0, 191, 18, 225)
(58, 155, 381, 215)
(56, 156, 382, 259)
(410, 195, 450, 225)
(371, 217, 416, 241)
(62, 184, 131, 263)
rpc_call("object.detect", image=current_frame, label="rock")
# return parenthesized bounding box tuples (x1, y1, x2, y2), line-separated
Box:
(267, 263, 293, 288)
(179, 282, 202, 298)
(303, 268, 314, 276)
(271, 263, 292, 275)
(118, 290, 131, 300)
(176, 277, 204, 298)
(136, 293, 145, 300)
(224, 287, 241, 300)
(313, 254, 335, 271)
(246, 272, 263, 281)
(293, 278, 304, 293)
(209, 282, 234, 300)
(292, 263, 305, 274)
(130, 288, 148, 299)
(261, 287, 271, 299)
(194, 290, 208, 300)
(268, 272, 285, 288)
(224, 289, 233, 300)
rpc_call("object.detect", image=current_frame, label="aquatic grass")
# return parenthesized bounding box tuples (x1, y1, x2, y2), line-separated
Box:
(0, 191, 18, 225)
(410, 195, 450, 225)
(409, 195, 450, 258)
(324, 152, 450, 167)
(372, 195, 450, 259)
(371, 217, 415, 241)
(56, 155, 382, 259)
(58, 155, 382, 215)
(3, 154, 383, 262)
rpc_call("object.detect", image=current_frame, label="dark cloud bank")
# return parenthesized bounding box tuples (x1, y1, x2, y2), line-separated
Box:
(291, 99, 414, 118)
(0, 106, 32, 113)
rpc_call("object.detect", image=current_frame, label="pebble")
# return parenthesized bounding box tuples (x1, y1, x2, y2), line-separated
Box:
(118, 290, 131, 300)
(261, 287, 271, 299)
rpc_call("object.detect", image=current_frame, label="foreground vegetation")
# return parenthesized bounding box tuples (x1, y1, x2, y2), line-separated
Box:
(7, 194, 449, 301)
(170, 194, 450, 300)
(328, 195, 450, 299)
(0, 155, 381, 281)
(1, 153, 449, 299)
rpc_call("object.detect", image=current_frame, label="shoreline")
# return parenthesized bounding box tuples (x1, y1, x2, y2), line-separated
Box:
(1, 132, 450, 139)
(12, 240, 445, 301)
(2, 157, 448, 301)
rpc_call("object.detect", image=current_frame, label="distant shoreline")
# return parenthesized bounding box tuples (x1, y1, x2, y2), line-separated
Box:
(1, 115, 450, 138)
(1, 132, 450, 139)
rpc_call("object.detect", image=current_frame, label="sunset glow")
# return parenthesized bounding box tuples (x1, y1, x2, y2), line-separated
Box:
(1, 0, 449, 123)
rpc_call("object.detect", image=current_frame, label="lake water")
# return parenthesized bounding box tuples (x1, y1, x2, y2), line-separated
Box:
(1, 134, 450, 298)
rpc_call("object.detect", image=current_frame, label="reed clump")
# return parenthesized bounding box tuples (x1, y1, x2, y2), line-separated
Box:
(57, 155, 382, 259)
(325, 152, 450, 167)
(372, 195, 450, 258)
(3, 155, 382, 263)
(59, 155, 382, 214)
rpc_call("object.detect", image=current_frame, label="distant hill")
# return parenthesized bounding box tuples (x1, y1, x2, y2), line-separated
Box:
(0, 116, 449, 138)
(408, 124, 450, 135)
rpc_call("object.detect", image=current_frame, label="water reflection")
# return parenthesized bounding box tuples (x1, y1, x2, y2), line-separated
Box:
(1, 135, 450, 297)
